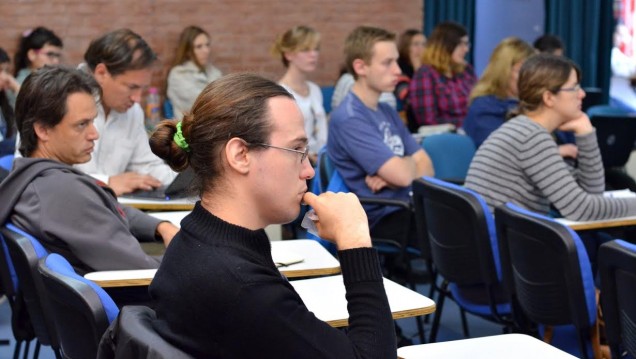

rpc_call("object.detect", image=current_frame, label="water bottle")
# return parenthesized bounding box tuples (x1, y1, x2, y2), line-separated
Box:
(145, 87, 161, 131)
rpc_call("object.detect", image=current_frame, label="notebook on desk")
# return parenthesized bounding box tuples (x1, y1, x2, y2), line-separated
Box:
(591, 114, 636, 168)
(120, 167, 195, 200)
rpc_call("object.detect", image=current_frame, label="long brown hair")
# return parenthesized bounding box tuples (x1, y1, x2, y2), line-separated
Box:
(511, 53, 581, 117)
(150, 73, 293, 195)
(172, 26, 209, 71)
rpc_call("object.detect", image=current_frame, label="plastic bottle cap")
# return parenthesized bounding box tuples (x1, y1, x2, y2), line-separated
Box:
(148, 87, 158, 94)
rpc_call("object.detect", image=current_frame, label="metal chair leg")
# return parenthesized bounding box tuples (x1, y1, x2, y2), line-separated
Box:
(13, 340, 22, 359)
(415, 315, 425, 343)
(429, 280, 448, 343)
(21, 340, 30, 359)
(32, 341, 40, 359)
(460, 309, 470, 338)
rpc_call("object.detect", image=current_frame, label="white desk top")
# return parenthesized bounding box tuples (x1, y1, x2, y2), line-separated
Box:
(397, 334, 576, 359)
(291, 274, 435, 327)
(85, 239, 341, 286)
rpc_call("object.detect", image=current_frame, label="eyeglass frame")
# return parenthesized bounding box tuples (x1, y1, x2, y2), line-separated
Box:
(557, 83, 582, 93)
(244, 141, 309, 164)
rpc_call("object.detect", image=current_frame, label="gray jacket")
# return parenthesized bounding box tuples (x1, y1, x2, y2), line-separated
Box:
(0, 158, 162, 275)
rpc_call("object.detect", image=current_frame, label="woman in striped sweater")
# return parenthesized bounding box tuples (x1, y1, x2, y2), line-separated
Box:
(465, 53, 636, 221)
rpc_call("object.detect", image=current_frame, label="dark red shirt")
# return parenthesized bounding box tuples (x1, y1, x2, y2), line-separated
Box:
(409, 64, 477, 127)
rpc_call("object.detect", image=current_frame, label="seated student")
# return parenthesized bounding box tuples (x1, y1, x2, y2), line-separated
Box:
(0, 67, 178, 278)
(395, 29, 426, 132)
(328, 26, 433, 249)
(272, 25, 327, 164)
(409, 22, 476, 128)
(148, 73, 396, 358)
(465, 54, 636, 221)
(13, 27, 63, 85)
(332, 68, 397, 111)
(14, 29, 177, 196)
(167, 25, 222, 121)
(77, 29, 177, 195)
(462, 37, 536, 148)
(0, 48, 19, 157)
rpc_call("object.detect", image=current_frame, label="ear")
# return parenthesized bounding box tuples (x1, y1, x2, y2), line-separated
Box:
(92, 63, 109, 85)
(224, 138, 250, 175)
(542, 90, 556, 108)
(352, 58, 367, 78)
(27, 49, 38, 63)
(283, 51, 295, 64)
(33, 122, 50, 142)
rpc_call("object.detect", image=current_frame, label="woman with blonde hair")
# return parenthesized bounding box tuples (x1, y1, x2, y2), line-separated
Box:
(409, 21, 476, 128)
(167, 25, 222, 120)
(463, 37, 535, 148)
(272, 25, 327, 164)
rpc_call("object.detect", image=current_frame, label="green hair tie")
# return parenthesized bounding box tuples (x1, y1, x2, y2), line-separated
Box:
(173, 121, 190, 152)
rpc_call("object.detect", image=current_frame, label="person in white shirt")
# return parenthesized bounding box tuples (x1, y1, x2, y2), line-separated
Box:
(167, 26, 223, 121)
(272, 25, 327, 164)
(14, 29, 177, 196)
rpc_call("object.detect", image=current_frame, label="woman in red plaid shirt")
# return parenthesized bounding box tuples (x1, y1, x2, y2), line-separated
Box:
(409, 22, 477, 129)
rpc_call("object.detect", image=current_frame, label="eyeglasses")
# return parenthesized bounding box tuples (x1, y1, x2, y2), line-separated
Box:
(558, 84, 582, 93)
(249, 143, 309, 164)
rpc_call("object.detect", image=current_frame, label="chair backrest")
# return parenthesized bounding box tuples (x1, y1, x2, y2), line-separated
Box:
(0, 226, 36, 345)
(412, 177, 501, 286)
(587, 112, 636, 168)
(599, 239, 636, 358)
(0, 154, 14, 171)
(321, 86, 335, 114)
(38, 253, 119, 359)
(421, 133, 476, 183)
(495, 203, 597, 358)
(1, 223, 58, 348)
(586, 104, 629, 117)
(97, 306, 193, 359)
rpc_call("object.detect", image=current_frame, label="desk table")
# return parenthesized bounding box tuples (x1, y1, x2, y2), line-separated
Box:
(85, 239, 340, 287)
(291, 275, 435, 327)
(118, 197, 196, 211)
(397, 333, 576, 359)
(556, 215, 636, 231)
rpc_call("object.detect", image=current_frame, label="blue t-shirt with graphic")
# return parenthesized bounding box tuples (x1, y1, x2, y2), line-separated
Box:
(327, 91, 420, 227)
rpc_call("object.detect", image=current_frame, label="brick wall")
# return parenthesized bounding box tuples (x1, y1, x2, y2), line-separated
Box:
(0, 0, 423, 90)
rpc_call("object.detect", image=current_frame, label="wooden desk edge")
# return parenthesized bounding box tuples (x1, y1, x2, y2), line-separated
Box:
(91, 278, 153, 288)
(91, 266, 342, 287)
(327, 305, 436, 328)
(567, 218, 636, 231)
(282, 266, 341, 278)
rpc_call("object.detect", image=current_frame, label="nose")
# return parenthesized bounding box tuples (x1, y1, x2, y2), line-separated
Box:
(131, 88, 143, 103)
(88, 123, 99, 140)
(301, 158, 315, 180)
(392, 61, 402, 76)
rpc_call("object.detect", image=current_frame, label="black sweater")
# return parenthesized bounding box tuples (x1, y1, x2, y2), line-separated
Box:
(150, 202, 396, 358)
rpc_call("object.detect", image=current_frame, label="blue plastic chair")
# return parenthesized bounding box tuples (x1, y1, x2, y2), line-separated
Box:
(599, 239, 636, 359)
(1, 223, 62, 358)
(495, 203, 600, 359)
(38, 253, 119, 359)
(586, 104, 630, 117)
(421, 133, 476, 184)
(321, 86, 335, 114)
(413, 177, 511, 342)
(0, 154, 14, 171)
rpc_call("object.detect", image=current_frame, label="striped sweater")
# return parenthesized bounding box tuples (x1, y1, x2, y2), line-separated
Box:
(465, 115, 636, 221)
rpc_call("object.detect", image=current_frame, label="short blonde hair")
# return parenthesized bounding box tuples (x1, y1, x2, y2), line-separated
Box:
(271, 25, 320, 67)
(469, 37, 535, 102)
